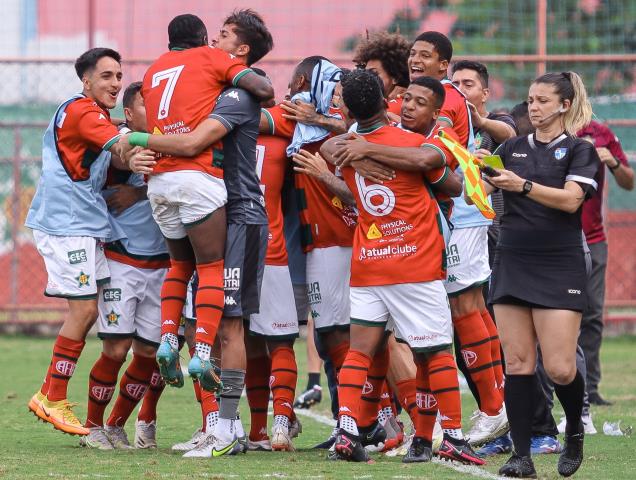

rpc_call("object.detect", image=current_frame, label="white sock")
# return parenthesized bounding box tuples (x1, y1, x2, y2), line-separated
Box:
(195, 342, 211, 361)
(340, 415, 359, 436)
(214, 417, 235, 443)
(205, 411, 219, 433)
(382, 406, 394, 419)
(161, 333, 178, 350)
(377, 408, 388, 426)
(274, 415, 289, 431)
(234, 415, 245, 438)
(444, 428, 464, 440)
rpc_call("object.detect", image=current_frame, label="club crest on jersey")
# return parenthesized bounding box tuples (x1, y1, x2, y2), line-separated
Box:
(106, 310, 120, 326)
(75, 271, 90, 288)
(462, 349, 478, 367)
(554, 147, 567, 160)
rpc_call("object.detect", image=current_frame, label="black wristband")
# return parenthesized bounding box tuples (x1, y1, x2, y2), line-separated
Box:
(520, 180, 533, 196)
(609, 160, 621, 172)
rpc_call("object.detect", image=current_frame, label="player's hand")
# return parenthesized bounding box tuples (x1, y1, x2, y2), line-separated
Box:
(333, 133, 369, 166)
(106, 184, 144, 215)
(467, 102, 484, 129)
(473, 148, 492, 160)
(128, 148, 156, 174)
(292, 149, 329, 179)
(485, 168, 524, 192)
(281, 100, 320, 125)
(351, 159, 395, 184)
(596, 147, 618, 167)
(387, 111, 401, 124)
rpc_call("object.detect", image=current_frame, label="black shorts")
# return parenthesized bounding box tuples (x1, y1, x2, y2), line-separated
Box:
(223, 223, 267, 318)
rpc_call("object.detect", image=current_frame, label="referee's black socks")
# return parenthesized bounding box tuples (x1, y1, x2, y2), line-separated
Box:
(554, 370, 585, 435)
(504, 374, 536, 457)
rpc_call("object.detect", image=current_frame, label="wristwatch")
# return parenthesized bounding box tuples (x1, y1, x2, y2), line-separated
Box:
(520, 180, 533, 196)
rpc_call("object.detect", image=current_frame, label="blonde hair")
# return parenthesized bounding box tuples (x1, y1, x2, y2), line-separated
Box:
(534, 71, 592, 135)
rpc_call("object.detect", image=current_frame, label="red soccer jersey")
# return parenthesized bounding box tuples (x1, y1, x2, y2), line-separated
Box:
(57, 97, 121, 180)
(263, 104, 357, 252)
(387, 95, 403, 116)
(257, 135, 290, 265)
(440, 80, 471, 148)
(341, 124, 447, 286)
(142, 46, 250, 177)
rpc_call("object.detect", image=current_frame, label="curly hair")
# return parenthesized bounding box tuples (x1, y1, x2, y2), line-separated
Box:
(352, 31, 410, 88)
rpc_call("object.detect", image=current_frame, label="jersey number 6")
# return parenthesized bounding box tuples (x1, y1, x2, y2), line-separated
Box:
(151, 65, 185, 120)
(355, 172, 396, 217)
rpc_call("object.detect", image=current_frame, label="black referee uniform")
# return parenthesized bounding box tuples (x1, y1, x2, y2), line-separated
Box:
(489, 133, 600, 312)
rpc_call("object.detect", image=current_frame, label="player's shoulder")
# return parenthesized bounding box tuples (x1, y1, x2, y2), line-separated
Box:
(66, 96, 106, 115)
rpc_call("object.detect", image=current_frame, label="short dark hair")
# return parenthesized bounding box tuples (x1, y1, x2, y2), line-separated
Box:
(413, 31, 453, 62)
(74, 48, 121, 79)
(122, 81, 142, 109)
(223, 9, 273, 65)
(353, 31, 410, 89)
(410, 76, 446, 108)
(452, 60, 489, 88)
(341, 69, 385, 121)
(510, 101, 534, 136)
(168, 14, 207, 50)
(295, 55, 331, 81)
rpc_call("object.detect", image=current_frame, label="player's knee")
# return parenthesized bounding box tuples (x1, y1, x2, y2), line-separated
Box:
(219, 317, 243, 345)
(103, 338, 132, 362)
(544, 361, 576, 385)
(132, 340, 157, 358)
(503, 354, 534, 375)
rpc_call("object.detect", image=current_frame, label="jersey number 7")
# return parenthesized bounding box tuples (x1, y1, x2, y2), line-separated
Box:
(151, 65, 185, 120)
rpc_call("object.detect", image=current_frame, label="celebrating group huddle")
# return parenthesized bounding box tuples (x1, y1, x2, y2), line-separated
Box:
(26, 8, 603, 479)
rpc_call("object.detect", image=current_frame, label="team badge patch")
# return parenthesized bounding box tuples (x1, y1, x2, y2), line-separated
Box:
(106, 309, 120, 326)
(75, 271, 90, 288)
(554, 147, 567, 160)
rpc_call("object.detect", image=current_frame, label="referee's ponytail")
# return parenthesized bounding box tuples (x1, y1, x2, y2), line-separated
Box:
(535, 71, 592, 136)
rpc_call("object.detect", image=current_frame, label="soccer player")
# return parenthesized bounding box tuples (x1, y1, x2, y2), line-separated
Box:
(26, 47, 137, 436)
(408, 32, 508, 446)
(129, 10, 274, 457)
(131, 14, 273, 399)
(80, 82, 170, 450)
(310, 70, 482, 465)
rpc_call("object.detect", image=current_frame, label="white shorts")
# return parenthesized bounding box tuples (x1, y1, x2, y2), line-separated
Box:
(97, 259, 167, 345)
(147, 170, 227, 239)
(306, 246, 351, 332)
(444, 225, 491, 296)
(350, 281, 453, 352)
(33, 230, 110, 299)
(249, 265, 299, 339)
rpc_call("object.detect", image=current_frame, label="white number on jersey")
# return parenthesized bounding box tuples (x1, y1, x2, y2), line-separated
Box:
(255, 144, 266, 195)
(355, 172, 395, 216)
(151, 65, 185, 120)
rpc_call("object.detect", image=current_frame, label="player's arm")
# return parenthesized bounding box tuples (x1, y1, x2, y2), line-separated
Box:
(333, 133, 444, 171)
(280, 100, 347, 134)
(292, 149, 355, 205)
(468, 103, 516, 143)
(106, 184, 148, 215)
(235, 71, 274, 102)
(320, 135, 394, 184)
(601, 132, 634, 190)
(431, 168, 462, 197)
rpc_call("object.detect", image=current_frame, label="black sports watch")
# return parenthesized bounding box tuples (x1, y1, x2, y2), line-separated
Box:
(520, 180, 533, 196)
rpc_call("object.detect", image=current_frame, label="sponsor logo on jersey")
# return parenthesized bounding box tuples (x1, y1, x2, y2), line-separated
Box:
(339, 406, 352, 413)
(67, 249, 88, 265)
(512, 152, 527, 157)
(568, 289, 581, 295)
(103, 288, 122, 302)
(408, 333, 440, 342)
(310, 310, 320, 319)
(273, 321, 296, 329)
(91, 385, 115, 402)
(106, 309, 120, 326)
(366, 223, 383, 240)
(125, 383, 148, 400)
(462, 349, 478, 367)
(416, 392, 437, 409)
(332, 196, 343, 210)
(362, 381, 373, 395)
(307, 282, 322, 305)
(446, 274, 458, 283)
(224, 296, 237, 306)
(224, 267, 241, 291)
(358, 243, 417, 260)
(75, 271, 90, 288)
(446, 243, 461, 267)
(378, 219, 413, 236)
(554, 147, 567, 160)
(55, 360, 76, 376)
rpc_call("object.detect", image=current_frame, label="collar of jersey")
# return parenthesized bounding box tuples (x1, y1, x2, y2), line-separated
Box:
(170, 47, 186, 51)
(356, 122, 386, 134)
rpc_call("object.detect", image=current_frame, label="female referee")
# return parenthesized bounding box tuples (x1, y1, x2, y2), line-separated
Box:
(470, 71, 598, 478)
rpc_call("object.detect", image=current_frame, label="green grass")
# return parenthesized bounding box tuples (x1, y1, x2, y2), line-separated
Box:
(0, 335, 635, 479)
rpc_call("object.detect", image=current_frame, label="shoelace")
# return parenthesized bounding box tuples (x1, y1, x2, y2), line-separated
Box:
(59, 402, 82, 424)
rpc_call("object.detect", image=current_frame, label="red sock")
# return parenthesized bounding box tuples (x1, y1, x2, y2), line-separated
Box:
(137, 367, 165, 423)
(201, 390, 219, 432)
(337, 349, 372, 424)
(380, 383, 393, 416)
(481, 309, 504, 392)
(39, 361, 53, 396)
(454, 311, 502, 415)
(194, 260, 224, 346)
(245, 354, 272, 440)
(271, 347, 298, 421)
(327, 341, 350, 376)
(47, 335, 85, 401)
(106, 355, 156, 427)
(395, 378, 418, 426)
(359, 347, 389, 428)
(428, 351, 462, 430)
(161, 260, 195, 337)
(85, 353, 125, 427)
(415, 358, 436, 442)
